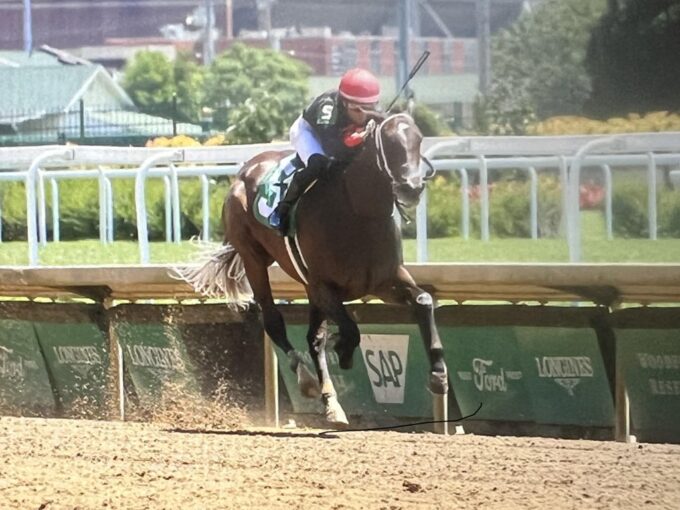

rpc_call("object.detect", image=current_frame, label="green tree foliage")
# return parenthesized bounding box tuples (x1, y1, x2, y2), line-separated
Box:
(122, 51, 176, 116)
(480, 0, 606, 134)
(203, 43, 310, 142)
(122, 50, 205, 121)
(585, 0, 680, 118)
(173, 53, 205, 123)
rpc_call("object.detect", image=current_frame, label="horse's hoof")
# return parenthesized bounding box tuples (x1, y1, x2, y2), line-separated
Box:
(429, 370, 449, 395)
(323, 394, 349, 426)
(333, 342, 355, 370)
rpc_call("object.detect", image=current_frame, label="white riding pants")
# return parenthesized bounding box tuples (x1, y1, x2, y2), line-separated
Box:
(289, 116, 326, 165)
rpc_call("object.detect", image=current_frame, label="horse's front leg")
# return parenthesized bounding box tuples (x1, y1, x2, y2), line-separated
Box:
(383, 265, 449, 395)
(307, 305, 348, 425)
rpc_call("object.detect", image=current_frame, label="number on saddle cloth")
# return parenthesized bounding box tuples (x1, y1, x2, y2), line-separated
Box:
(253, 154, 302, 229)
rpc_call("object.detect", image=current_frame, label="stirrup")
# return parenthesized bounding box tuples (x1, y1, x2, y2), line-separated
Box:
(268, 210, 282, 229)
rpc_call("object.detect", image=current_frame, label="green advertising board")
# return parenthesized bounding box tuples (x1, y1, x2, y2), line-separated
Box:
(114, 321, 200, 407)
(613, 308, 680, 438)
(34, 321, 109, 415)
(0, 319, 56, 415)
(515, 326, 614, 427)
(275, 306, 436, 419)
(439, 325, 533, 422)
(436, 305, 615, 427)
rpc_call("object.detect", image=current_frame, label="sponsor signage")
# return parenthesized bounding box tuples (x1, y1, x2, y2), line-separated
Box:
(515, 327, 614, 427)
(616, 328, 680, 434)
(440, 326, 533, 422)
(34, 322, 110, 414)
(0, 319, 56, 414)
(360, 334, 409, 404)
(114, 322, 200, 407)
(275, 323, 431, 418)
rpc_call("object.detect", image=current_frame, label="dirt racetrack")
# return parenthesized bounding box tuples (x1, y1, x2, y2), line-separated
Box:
(1, 416, 680, 510)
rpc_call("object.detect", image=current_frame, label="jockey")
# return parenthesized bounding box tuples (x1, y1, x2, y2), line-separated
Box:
(269, 67, 381, 235)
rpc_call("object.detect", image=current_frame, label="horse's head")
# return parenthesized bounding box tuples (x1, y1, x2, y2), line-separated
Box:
(369, 113, 434, 208)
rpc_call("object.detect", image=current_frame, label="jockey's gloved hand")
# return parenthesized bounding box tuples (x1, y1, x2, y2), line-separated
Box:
(308, 154, 344, 180)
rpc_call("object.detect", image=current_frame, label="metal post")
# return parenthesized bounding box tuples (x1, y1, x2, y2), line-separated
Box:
(163, 176, 172, 243)
(50, 178, 60, 242)
(105, 174, 114, 243)
(170, 164, 182, 244)
(25, 148, 73, 266)
(615, 363, 630, 442)
(135, 151, 183, 264)
(476, 0, 491, 94)
(458, 168, 470, 240)
(263, 332, 280, 427)
(647, 153, 658, 241)
(37, 169, 47, 246)
(203, 0, 215, 65)
(225, 0, 233, 39)
(602, 164, 613, 240)
(201, 175, 210, 241)
(567, 137, 618, 262)
(98, 167, 107, 244)
(172, 94, 178, 137)
(398, 0, 412, 91)
(529, 166, 538, 239)
(79, 99, 85, 141)
(22, 0, 32, 54)
(416, 186, 428, 262)
(478, 155, 489, 241)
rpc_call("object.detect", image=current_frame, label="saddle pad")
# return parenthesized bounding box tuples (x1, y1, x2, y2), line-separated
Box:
(253, 153, 300, 229)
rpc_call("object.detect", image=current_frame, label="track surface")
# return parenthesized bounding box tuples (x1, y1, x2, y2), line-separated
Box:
(1, 416, 680, 509)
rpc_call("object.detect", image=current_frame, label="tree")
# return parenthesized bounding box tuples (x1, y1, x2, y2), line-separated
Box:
(173, 52, 205, 123)
(585, 0, 680, 118)
(122, 51, 176, 116)
(122, 50, 205, 121)
(480, 0, 606, 134)
(203, 43, 311, 142)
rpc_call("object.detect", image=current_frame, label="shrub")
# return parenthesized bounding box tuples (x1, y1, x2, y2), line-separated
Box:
(401, 174, 562, 239)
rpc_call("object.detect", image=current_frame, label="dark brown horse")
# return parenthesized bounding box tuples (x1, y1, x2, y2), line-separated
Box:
(180, 112, 448, 424)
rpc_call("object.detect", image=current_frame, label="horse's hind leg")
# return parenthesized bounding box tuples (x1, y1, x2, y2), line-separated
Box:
(306, 305, 348, 425)
(240, 253, 320, 398)
(382, 266, 448, 395)
(308, 284, 360, 370)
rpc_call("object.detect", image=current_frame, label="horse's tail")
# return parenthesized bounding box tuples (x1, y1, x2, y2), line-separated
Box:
(171, 242, 253, 307)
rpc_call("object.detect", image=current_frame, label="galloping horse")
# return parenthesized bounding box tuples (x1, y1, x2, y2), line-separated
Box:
(180, 112, 448, 425)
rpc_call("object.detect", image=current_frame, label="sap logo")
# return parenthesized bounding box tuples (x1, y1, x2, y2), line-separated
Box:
(360, 334, 409, 404)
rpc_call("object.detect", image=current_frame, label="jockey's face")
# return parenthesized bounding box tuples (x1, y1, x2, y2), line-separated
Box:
(344, 101, 376, 125)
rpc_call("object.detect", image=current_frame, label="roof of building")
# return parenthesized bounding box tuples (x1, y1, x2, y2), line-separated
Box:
(1, 66, 113, 121)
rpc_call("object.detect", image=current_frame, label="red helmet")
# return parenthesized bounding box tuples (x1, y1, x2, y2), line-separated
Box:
(338, 68, 380, 104)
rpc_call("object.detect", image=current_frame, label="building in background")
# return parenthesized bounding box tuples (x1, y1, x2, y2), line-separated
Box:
(0, 46, 200, 145)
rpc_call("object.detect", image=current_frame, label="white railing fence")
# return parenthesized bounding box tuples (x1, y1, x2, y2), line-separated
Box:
(1, 133, 679, 266)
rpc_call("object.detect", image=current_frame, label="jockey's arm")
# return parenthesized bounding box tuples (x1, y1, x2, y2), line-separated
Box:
(289, 116, 326, 166)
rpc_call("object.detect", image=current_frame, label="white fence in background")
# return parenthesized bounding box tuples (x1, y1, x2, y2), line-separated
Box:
(1, 133, 679, 266)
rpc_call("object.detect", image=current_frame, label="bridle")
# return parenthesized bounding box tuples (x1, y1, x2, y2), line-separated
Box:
(371, 113, 436, 222)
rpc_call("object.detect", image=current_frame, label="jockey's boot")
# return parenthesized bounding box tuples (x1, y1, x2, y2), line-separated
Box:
(270, 162, 322, 236)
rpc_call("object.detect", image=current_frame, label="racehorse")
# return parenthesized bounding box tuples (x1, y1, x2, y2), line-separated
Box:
(178, 112, 448, 425)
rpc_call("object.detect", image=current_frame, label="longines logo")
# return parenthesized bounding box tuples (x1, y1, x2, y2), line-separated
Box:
(535, 356, 594, 396)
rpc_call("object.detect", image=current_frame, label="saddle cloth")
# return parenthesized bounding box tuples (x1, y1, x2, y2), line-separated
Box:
(253, 153, 302, 230)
